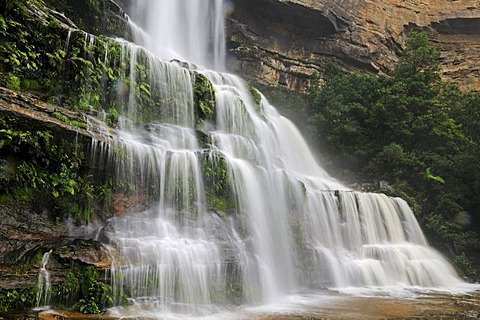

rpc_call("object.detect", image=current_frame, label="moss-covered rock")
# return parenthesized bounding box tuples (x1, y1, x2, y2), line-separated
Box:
(0, 0, 132, 114)
(202, 151, 235, 214)
(193, 72, 216, 124)
(42, 0, 131, 40)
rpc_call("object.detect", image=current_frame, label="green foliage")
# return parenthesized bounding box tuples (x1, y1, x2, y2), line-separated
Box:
(307, 31, 480, 275)
(454, 252, 478, 279)
(0, 117, 95, 223)
(202, 152, 232, 213)
(308, 68, 391, 177)
(0, 0, 45, 86)
(0, 287, 36, 312)
(193, 73, 216, 123)
(0, 0, 220, 129)
(52, 111, 88, 129)
(394, 32, 440, 83)
(71, 120, 88, 129)
(425, 214, 480, 247)
(51, 265, 113, 314)
(424, 167, 445, 184)
(247, 83, 262, 112)
(0, 16, 7, 34)
(0, 1, 124, 119)
(106, 106, 119, 127)
(208, 195, 228, 213)
(6, 72, 20, 90)
(52, 111, 71, 123)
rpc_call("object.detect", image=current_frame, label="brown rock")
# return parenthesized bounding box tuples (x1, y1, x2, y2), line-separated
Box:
(228, 0, 480, 92)
(111, 191, 147, 217)
(55, 239, 114, 269)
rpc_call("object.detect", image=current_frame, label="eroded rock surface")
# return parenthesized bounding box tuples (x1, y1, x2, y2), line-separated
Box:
(227, 0, 480, 91)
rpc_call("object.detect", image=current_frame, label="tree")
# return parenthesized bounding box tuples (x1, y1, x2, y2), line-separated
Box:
(394, 31, 441, 84)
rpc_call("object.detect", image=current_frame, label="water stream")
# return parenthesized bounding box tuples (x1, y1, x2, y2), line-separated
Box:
(35, 250, 52, 309)
(81, 0, 475, 318)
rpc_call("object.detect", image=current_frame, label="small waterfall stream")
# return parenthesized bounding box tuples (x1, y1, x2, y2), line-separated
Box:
(77, 0, 472, 317)
(35, 250, 52, 309)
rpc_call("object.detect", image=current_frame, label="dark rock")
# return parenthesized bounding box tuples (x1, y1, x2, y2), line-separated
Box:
(42, 0, 132, 40)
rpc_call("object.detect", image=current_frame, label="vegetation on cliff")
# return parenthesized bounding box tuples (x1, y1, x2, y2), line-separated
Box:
(0, 0, 129, 314)
(0, 262, 115, 314)
(307, 32, 480, 278)
(0, 116, 96, 222)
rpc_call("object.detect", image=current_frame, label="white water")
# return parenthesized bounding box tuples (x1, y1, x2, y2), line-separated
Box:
(82, 0, 474, 317)
(126, 0, 225, 70)
(35, 250, 52, 309)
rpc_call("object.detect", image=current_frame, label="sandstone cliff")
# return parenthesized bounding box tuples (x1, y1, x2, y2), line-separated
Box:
(227, 0, 480, 91)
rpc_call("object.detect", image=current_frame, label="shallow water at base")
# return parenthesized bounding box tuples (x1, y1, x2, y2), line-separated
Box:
(5, 288, 479, 319)
(103, 286, 480, 320)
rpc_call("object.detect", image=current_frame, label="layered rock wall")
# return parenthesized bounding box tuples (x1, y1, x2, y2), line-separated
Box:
(227, 0, 480, 91)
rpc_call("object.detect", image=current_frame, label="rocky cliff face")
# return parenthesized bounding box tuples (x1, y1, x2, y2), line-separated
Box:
(227, 0, 480, 91)
(0, 0, 130, 312)
(0, 87, 113, 292)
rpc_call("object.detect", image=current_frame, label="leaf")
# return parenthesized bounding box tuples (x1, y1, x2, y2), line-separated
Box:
(66, 186, 75, 195)
(0, 17, 7, 35)
(425, 167, 445, 184)
(139, 83, 151, 96)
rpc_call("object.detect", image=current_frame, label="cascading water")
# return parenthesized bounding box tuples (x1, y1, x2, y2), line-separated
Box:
(35, 250, 52, 309)
(127, 0, 225, 70)
(81, 0, 472, 317)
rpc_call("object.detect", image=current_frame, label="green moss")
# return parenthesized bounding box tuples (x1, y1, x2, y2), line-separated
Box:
(193, 73, 216, 123)
(207, 195, 228, 213)
(52, 111, 70, 123)
(247, 83, 262, 112)
(202, 152, 234, 213)
(226, 282, 243, 305)
(71, 120, 88, 129)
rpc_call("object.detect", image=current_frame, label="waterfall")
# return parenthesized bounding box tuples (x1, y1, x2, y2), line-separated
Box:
(126, 0, 226, 70)
(80, 0, 471, 317)
(35, 250, 52, 309)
